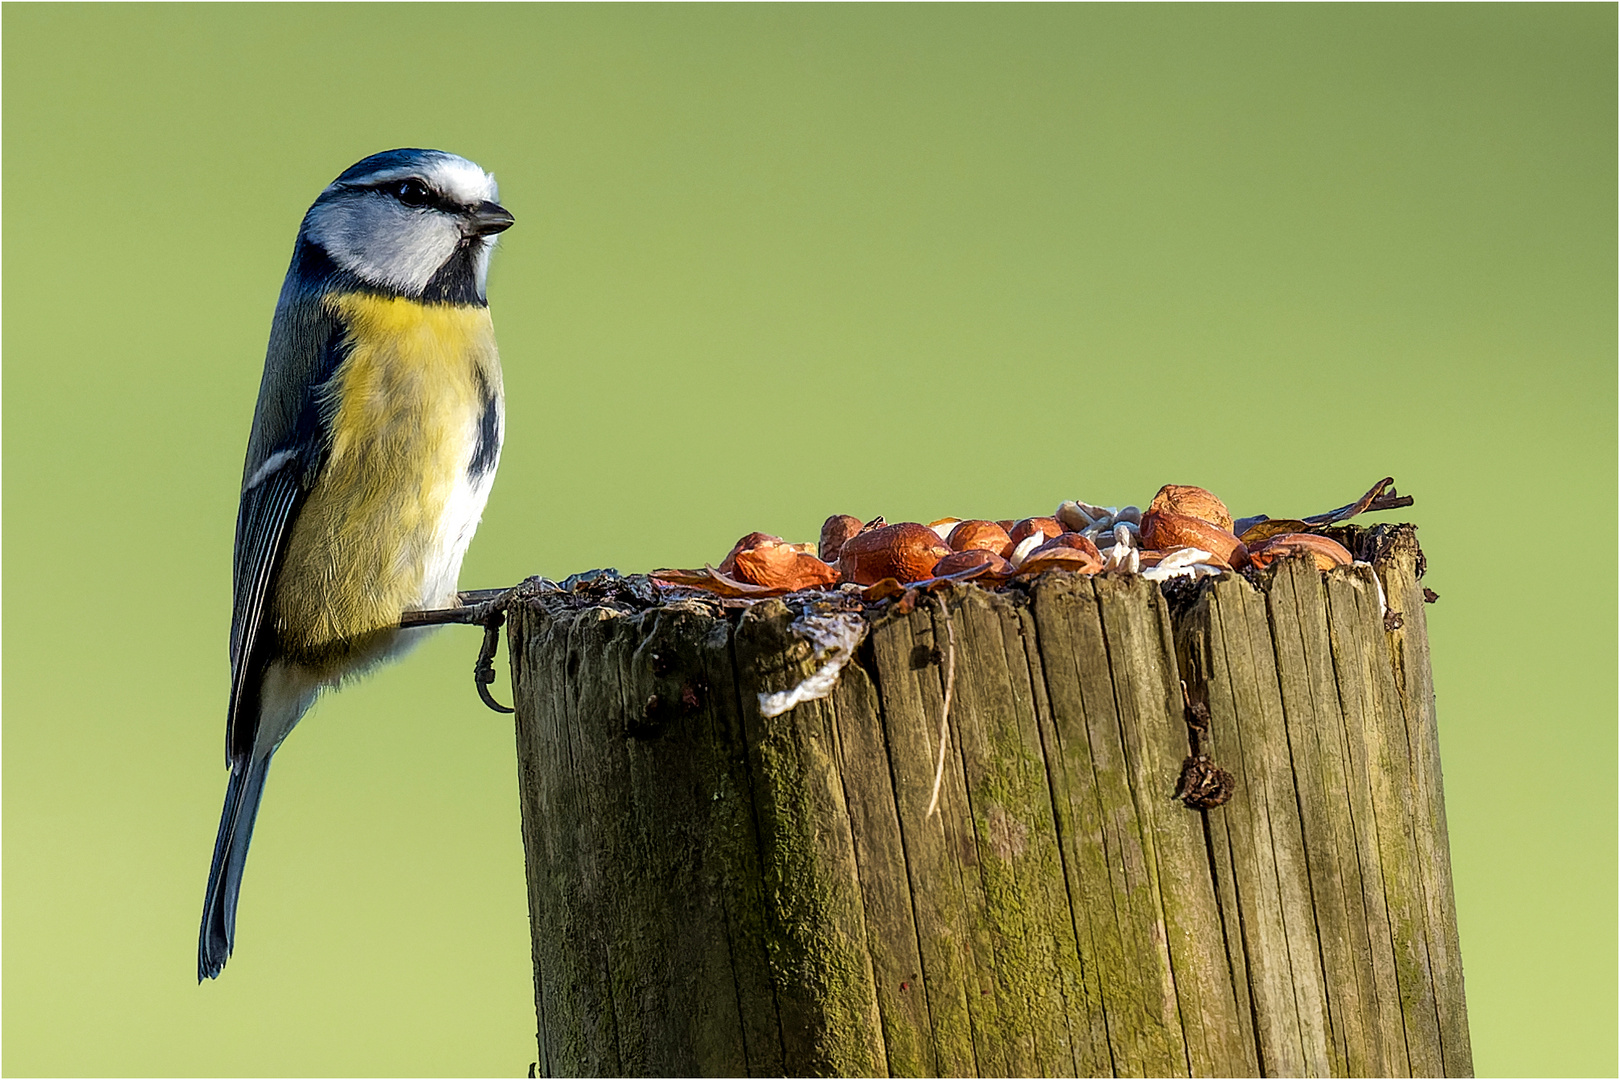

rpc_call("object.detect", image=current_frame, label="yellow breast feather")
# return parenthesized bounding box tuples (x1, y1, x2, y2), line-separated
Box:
(273, 293, 502, 669)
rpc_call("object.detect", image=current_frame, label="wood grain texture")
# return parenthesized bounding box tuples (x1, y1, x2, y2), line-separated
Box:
(1177, 575, 1328, 1077)
(1263, 558, 1391, 1076)
(732, 600, 889, 1076)
(509, 526, 1468, 1077)
(1372, 535, 1473, 1078)
(1326, 567, 1445, 1077)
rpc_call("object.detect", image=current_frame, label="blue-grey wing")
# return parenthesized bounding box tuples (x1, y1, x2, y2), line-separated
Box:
(226, 273, 346, 761)
(226, 460, 304, 761)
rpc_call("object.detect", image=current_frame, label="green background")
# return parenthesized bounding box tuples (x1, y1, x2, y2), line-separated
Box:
(4, 4, 1614, 1076)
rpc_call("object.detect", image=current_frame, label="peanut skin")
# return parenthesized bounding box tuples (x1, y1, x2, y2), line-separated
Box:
(818, 515, 865, 563)
(1140, 511, 1249, 568)
(947, 519, 1015, 559)
(839, 523, 951, 584)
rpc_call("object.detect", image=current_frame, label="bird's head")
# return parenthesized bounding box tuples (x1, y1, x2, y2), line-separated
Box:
(302, 148, 514, 303)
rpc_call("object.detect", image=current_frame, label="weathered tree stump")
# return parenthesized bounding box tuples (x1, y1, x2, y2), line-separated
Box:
(508, 524, 1470, 1077)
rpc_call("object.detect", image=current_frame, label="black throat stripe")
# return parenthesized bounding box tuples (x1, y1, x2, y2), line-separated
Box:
(421, 241, 488, 306)
(291, 236, 489, 308)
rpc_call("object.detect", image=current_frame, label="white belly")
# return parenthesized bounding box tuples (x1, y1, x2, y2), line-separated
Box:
(415, 441, 502, 610)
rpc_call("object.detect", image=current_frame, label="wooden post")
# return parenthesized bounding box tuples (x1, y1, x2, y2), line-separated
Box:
(508, 525, 1470, 1077)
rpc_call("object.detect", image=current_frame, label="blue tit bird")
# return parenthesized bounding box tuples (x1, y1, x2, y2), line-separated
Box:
(199, 149, 514, 981)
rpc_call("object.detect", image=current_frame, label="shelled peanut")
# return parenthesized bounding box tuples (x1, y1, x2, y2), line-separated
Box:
(651, 480, 1370, 598)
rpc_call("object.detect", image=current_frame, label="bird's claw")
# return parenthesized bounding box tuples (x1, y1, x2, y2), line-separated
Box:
(473, 609, 514, 714)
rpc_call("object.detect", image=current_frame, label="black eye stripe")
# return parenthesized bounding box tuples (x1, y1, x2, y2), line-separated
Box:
(371, 177, 461, 214)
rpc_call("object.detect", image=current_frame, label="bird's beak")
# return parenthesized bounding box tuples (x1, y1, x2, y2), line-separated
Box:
(464, 201, 515, 237)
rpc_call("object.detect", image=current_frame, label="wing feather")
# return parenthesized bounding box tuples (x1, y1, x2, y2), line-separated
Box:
(226, 464, 304, 762)
(225, 281, 349, 762)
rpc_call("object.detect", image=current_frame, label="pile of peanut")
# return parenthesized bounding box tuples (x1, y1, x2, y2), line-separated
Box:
(652, 484, 1357, 599)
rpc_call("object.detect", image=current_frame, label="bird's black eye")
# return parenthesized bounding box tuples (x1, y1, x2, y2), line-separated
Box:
(390, 179, 434, 208)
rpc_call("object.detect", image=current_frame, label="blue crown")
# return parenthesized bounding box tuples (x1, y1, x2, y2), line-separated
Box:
(331, 148, 453, 185)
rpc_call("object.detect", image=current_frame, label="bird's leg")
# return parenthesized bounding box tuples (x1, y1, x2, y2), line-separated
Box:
(472, 611, 513, 715)
(398, 577, 560, 714)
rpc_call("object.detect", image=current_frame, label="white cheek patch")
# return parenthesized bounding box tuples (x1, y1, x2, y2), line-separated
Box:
(307, 195, 464, 295)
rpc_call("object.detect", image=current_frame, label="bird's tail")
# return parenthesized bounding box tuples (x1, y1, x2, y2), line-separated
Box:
(198, 754, 272, 981)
